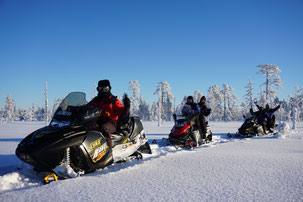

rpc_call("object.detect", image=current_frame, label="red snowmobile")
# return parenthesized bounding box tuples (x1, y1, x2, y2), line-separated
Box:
(166, 114, 212, 149)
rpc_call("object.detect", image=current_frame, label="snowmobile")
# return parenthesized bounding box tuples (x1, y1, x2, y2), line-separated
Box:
(16, 92, 151, 184)
(165, 114, 212, 149)
(227, 113, 275, 138)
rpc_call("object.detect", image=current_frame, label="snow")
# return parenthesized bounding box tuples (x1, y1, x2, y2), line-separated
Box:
(0, 121, 303, 201)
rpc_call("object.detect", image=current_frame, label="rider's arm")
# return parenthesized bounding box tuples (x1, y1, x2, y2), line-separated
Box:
(271, 105, 281, 113)
(114, 99, 126, 117)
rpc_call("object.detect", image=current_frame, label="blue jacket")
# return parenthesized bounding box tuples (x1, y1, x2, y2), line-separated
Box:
(182, 103, 200, 117)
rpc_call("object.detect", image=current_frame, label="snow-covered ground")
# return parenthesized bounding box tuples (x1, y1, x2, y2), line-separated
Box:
(0, 121, 302, 201)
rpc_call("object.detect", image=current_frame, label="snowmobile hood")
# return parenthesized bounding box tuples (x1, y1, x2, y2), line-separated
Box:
(16, 125, 87, 171)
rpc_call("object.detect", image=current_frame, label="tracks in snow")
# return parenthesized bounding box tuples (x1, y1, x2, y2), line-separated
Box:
(0, 133, 252, 194)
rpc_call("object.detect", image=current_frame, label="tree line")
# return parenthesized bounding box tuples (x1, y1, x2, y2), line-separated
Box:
(1, 64, 302, 125)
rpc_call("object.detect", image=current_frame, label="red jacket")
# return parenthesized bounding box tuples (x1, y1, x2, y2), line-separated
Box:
(88, 95, 125, 124)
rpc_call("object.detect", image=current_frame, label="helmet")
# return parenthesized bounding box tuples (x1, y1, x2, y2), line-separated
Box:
(200, 96, 206, 102)
(187, 96, 193, 101)
(97, 80, 111, 93)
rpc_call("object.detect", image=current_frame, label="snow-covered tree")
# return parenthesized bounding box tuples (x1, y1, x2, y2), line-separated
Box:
(129, 80, 141, 117)
(193, 90, 203, 103)
(221, 84, 229, 121)
(207, 85, 222, 121)
(164, 96, 174, 121)
(25, 105, 35, 121)
(0, 107, 3, 122)
(221, 84, 238, 121)
(154, 81, 175, 123)
(240, 102, 249, 118)
(279, 98, 290, 122)
(35, 106, 46, 121)
(244, 78, 254, 109)
(257, 64, 283, 105)
(227, 86, 239, 121)
(3, 94, 15, 122)
(289, 86, 303, 129)
(258, 86, 267, 107)
(138, 97, 150, 121)
(150, 102, 158, 122)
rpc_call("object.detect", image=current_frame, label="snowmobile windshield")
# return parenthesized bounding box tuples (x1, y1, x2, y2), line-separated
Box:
(50, 92, 91, 128)
(55, 92, 88, 116)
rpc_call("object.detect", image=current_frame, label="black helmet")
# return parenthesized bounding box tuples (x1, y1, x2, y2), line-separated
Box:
(187, 96, 193, 101)
(97, 79, 111, 93)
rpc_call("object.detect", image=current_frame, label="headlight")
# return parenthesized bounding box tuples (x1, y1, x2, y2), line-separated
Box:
(50, 120, 70, 128)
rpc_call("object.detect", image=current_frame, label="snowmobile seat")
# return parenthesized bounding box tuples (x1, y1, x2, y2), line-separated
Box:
(111, 116, 132, 147)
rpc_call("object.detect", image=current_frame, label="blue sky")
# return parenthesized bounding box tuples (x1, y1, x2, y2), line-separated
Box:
(0, 0, 302, 109)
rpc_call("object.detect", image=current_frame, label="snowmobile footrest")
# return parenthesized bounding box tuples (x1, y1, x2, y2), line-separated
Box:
(43, 173, 58, 185)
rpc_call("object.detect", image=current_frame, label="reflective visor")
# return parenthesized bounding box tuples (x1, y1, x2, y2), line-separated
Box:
(97, 86, 110, 93)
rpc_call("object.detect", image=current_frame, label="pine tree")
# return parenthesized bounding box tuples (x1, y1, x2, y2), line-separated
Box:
(4, 94, 15, 122)
(257, 64, 283, 105)
(258, 86, 267, 107)
(150, 102, 158, 122)
(129, 81, 141, 117)
(290, 85, 303, 129)
(227, 86, 239, 121)
(35, 106, 46, 121)
(221, 84, 238, 121)
(207, 85, 222, 121)
(138, 97, 150, 121)
(221, 84, 229, 121)
(165, 96, 173, 121)
(193, 90, 203, 103)
(154, 81, 175, 123)
(244, 78, 254, 109)
(25, 105, 35, 121)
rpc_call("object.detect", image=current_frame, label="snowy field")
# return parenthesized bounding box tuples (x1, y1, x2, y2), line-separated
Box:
(0, 121, 302, 201)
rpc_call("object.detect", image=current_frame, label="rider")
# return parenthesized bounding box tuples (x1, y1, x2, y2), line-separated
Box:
(265, 104, 280, 132)
(250, 105, 268, 134)
(181, 96, 200, 118)
(88, 79, 130, 148)
(181, 96, 200, 146)
(198, 96, 211, 139)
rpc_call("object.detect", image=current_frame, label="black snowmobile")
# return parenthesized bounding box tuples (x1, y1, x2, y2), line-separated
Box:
(165, 114, 212, 149)
(16, 92, 151, 183)
(227, 114, 274, 138)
